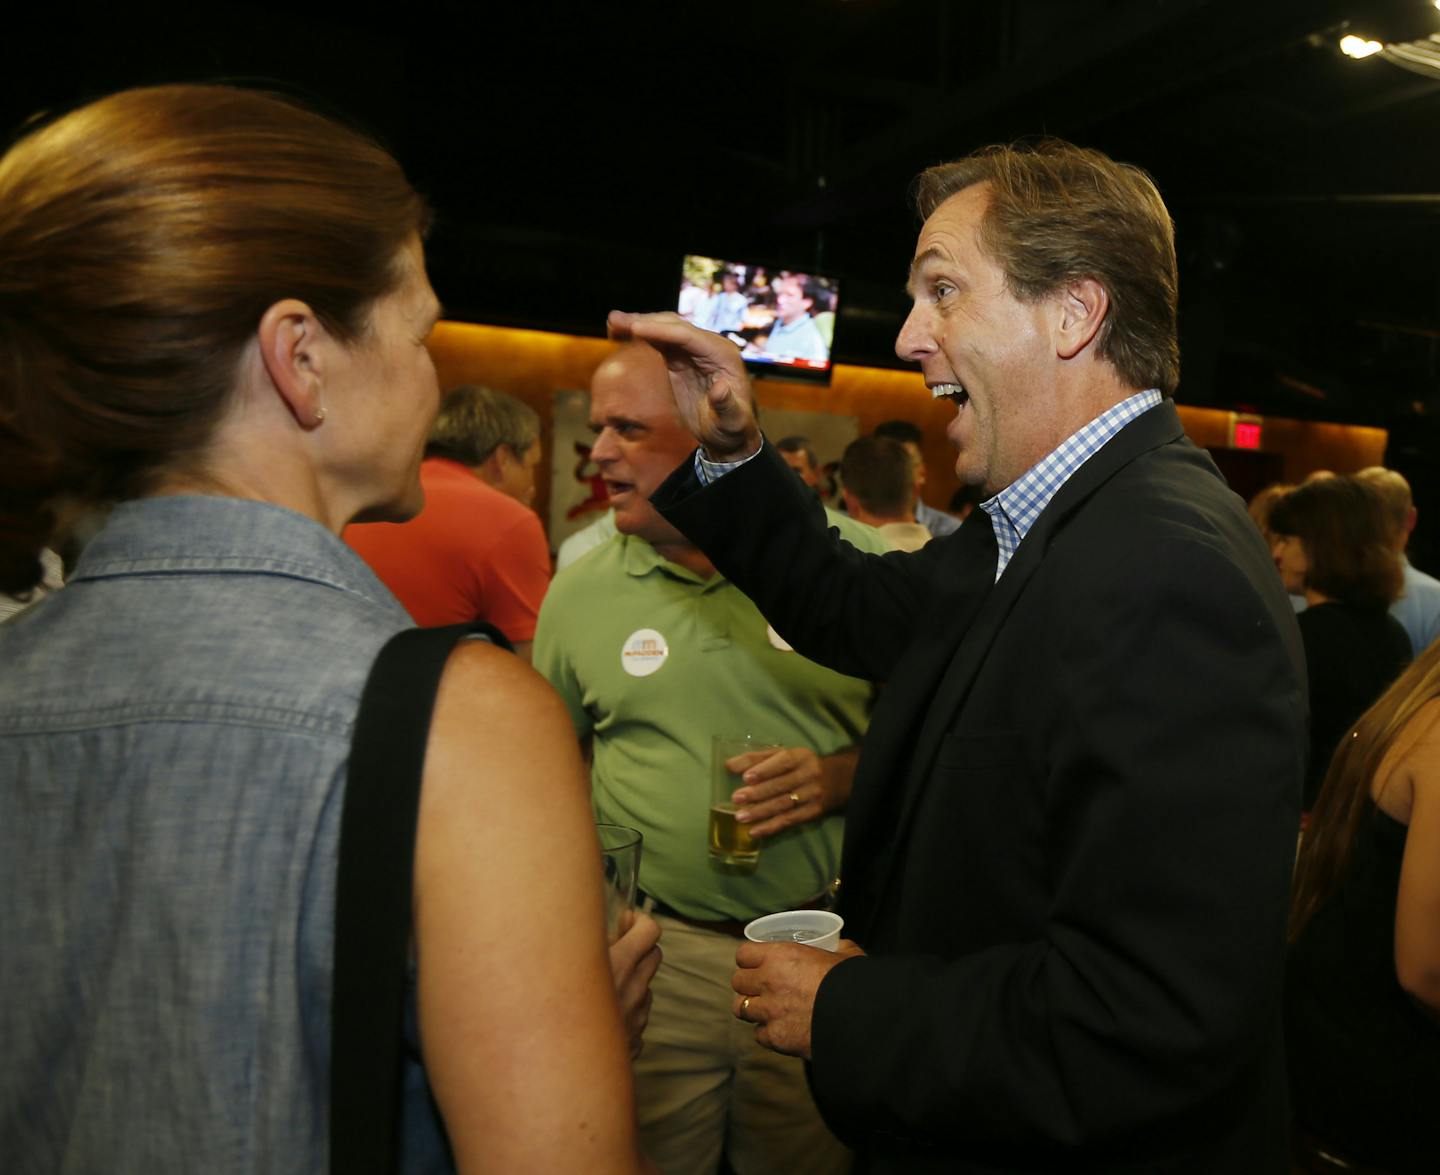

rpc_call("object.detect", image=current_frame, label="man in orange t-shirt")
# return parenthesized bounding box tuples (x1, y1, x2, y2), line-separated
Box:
(346, 385, 550, 660)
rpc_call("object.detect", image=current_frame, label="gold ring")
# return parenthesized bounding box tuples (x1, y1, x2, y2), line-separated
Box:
(741, 997, 751, 1016)
(789, 792, 801, 808)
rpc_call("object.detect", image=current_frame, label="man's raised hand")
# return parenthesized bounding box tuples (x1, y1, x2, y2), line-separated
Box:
(607, 310, 761, 461)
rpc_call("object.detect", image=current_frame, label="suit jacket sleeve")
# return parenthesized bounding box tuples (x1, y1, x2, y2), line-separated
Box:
(652, 440, 959, 683)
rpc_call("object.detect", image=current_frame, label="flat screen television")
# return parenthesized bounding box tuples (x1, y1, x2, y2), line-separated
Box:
(677, 254, 840, 384)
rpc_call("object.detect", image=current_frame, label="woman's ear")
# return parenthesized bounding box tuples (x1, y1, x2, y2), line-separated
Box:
(256, 299, 329, 428)
(1055, 278, 1109, 361)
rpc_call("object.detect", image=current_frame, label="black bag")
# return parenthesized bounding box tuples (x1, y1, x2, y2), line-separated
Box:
(329, 622, 508, 1175)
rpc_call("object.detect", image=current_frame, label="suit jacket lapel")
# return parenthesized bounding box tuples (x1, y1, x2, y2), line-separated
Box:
(850, 402, 1189, 930)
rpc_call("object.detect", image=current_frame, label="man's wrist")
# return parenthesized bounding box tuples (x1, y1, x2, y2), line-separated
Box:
(695, 435, 766, 486)
(701, 431, 762, 461)
(818, 746, 860, 810)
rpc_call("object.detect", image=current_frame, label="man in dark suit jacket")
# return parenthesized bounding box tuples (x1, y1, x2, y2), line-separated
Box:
(610, 140, 1307, 1173)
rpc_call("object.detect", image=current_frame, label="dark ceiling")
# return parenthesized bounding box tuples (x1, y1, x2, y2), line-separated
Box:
(6, 0, 1440, 445)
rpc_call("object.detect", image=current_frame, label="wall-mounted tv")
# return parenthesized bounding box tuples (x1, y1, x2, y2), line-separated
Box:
(678, 254, 840, 384)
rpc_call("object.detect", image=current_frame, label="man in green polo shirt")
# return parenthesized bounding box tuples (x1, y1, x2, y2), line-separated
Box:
(534, 342, 885, 1175)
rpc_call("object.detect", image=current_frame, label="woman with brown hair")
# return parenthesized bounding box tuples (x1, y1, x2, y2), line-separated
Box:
(1268, 476, 1412, 810)
(1247, 481, 1295, 548)
(1286, 640, 1440, 1172)
(0, 85, 654, 1173)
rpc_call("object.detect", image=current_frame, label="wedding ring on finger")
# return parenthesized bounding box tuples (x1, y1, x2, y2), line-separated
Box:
(741, 997, 751, 1017)
(789, 792, 801, 808)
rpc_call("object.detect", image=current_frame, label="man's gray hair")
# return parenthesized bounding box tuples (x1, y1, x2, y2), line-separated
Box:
(1354, 466, 1413, 543)
(425, 385, 540, 467)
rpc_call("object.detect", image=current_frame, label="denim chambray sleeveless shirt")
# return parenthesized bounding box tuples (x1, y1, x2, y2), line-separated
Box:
(0, 496, 450, 1174)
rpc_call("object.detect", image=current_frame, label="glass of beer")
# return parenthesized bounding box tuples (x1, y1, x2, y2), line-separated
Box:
(709, 735, 781, 872)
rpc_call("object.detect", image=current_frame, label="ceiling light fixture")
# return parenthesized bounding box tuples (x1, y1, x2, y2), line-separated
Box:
(1334, 5, 1440, 78)
(1340, 34, 1385, 58)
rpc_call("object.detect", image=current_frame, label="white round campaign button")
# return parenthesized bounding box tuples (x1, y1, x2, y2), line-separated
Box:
(620, 628, 669, 677)
(765, 624, 794, 652)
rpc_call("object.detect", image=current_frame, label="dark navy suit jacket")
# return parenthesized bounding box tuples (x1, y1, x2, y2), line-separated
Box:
(654, 401, 1306, 1174)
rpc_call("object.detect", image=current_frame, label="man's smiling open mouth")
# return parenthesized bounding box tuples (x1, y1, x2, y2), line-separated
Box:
(931, 382, 969, 407)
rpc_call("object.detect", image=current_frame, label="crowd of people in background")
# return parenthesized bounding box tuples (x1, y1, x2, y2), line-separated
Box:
(1247, 469, 1438, 1171)
(4, 84, 1439, 1175)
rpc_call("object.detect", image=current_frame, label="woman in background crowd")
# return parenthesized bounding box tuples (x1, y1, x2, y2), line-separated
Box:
(1269, 476, 1411, 810)
(1248, 481, 1295, 547)
(1287, 639, 1440, 1172)
(0, 85, 653, 1173)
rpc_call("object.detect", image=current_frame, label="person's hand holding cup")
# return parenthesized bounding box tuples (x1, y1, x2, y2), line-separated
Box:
(709, 735, 781, 872)
(733, 909, 860, 1060)
(596, 822, 661, 1059)
(742, 909, 844, 951)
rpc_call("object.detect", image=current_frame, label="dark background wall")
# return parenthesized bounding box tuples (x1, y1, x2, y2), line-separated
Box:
(5, 0, 1438, 566)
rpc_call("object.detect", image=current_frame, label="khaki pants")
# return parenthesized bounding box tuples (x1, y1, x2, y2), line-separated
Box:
(635, 914, 853, 1175)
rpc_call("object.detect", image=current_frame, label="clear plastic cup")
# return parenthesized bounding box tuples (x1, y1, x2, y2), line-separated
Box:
(743, 909, 844, 952)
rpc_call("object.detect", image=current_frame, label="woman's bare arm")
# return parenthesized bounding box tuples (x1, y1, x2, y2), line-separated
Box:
(1393, 701, 1440, 1017)
(412, 640, 648, 1172)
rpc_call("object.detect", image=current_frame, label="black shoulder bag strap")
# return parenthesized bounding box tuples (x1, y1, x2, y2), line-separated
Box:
(329, 621, 510, 1175)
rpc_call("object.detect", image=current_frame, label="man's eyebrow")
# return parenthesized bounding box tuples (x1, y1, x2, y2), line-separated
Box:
(590, 413, 644, 431)
(905, 247, 945, 295)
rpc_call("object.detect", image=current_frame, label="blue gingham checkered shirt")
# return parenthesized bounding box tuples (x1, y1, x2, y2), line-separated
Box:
(980, 389, 1162, 581)
(694, 443, 764, 485)
(692, 388, 1162, 580)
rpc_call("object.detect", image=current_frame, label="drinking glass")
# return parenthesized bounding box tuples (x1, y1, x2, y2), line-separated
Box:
(708, 735, 780, 872)
(596, 822, 642, 943)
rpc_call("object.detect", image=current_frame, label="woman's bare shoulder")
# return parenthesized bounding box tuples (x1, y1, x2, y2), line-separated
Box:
(1376, 698, 1440, 821)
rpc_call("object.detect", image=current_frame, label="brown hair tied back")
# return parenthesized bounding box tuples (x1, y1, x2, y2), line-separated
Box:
(0, 84, 430, 593)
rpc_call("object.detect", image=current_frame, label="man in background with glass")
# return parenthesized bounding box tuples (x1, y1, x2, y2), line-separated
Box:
(534, 340, 886, 1175)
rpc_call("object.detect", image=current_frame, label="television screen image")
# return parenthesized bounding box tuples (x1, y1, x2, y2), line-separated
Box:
(678, 254, 840, 382)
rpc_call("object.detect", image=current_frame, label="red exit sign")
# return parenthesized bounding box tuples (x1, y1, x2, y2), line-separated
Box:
(1233, 420, 1263, 450)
